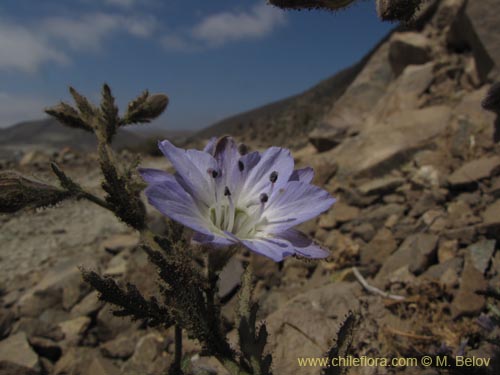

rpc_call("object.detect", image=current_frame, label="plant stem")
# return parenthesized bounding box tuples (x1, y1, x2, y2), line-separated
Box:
(173, 325, 183, 373)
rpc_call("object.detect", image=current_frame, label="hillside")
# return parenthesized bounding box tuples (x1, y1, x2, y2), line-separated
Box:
(192, 31, 394, 149)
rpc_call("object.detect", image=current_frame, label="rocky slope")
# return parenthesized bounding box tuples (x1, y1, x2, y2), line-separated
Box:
(2, 1, 500, 375)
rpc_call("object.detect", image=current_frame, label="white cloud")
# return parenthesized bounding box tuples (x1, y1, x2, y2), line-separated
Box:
(0, 13, 157, 72)
(0, 92, 53, 127)
(0, 22, 68, 73)
(192, 3, 286, 46)
(162, 3, 286, 52)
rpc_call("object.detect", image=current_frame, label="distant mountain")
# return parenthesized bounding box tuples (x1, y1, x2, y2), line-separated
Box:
(0, 118, 191, 157)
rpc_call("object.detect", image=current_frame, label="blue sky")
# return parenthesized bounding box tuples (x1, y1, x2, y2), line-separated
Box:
(0, 0, 393, 130)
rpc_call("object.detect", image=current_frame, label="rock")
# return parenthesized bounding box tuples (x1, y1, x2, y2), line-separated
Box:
(469, 239, 496, 275)
(100, 331, 139, 360)
(421, 257, 463, 288)
(104, 252, 128, 276)
(0, 308, 14, 339)
(58, 316, 91, 346)
(101, 234, 139, 255)
(412, 165, 441, 188)
(330, 202, 360, 223)
(330, 106, 452, 178)
(389, 32, 432, 76)
(358, 176, 405, 196)
(361, 228, 397, 266)
(70, 291, 103, 318)
(308, 121, 347, 152)
(53, 347, 97, 375)
(352, 222, 376, 242)
(481, 199, 500, 235)
(121, 333, 170, 375)
(13, 317, 64, 342)
(0, 332, 39, 371)
(365, 203, 406, 228)
(217, 257, 244, 300)
(265, 282, 360, 375)
(448, 156, 500, 187)
(17, 256, 98, 316)
(0, 361, 39, 375)
(452, 258, 488, 318)
(28, 336, 62, 362)
(86, 356, 121, 375)
(437, 239, 458, 263)
(376, 233, 438, 284)
(96, 305, 140, 342)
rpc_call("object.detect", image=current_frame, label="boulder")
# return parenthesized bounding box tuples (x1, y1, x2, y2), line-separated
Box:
(389, 32, 433, 76)
(0, 332, 39, 371)
(448, 156, 500, 187)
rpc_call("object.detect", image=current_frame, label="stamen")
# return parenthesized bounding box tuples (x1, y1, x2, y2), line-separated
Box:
(269, 171, 278, 183)
(212, 169, 219, 178)
(238, 160, 244, 172)
(260, 193, 269, 203)
(224, 186, 231, 196)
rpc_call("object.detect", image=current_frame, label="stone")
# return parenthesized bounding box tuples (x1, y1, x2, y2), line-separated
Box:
(121, 333, 170, 375)
(481, 199, 500, 235)
(0, 361, 39, 375)
(58, 316, 91, 346)
(103, 252, 128, 276)
(100, 331, 139, 360)
(100, 233, 139, 255)
(360, 228, 397, 267)
(358, 176, 405, 196)
(28, 336, 62, 362)
(308, 121, 347, 152)
(352, 222, 376, 242)
(0, 308, 14, 340)
(421, 258, 463, 288)
(448, 156, 500, 187)
(452, 258, 488, 318)
(330, 106, 452, 178)
(17, 256, 98, 317)
(96, 305, 140, 342)
(469, 239, 496, 275)
(53, 347, 97, 375)
(412, 165, 441, 188)
(13, 317, 64, 342)
(86, 356, 121, 375)
(330, 202, 360, 223)
(0, 332, 39, 370)
(217, 257, 244, 300)
(364, 204, 406, 228)
(437, 239, 458, 263)
(265, 282, 360, 375)
(389, 32, 432, 76)
(375, 233, 438, 284)
(70, 291, 103, 318)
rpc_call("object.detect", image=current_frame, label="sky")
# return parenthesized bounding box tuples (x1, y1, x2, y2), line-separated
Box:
(0, 0, 393, 131)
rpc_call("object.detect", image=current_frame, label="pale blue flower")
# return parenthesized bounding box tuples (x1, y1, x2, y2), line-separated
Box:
(139, 137, 335, 261)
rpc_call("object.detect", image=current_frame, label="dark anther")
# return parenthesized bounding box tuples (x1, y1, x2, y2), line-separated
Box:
(269, 171, 278, 183)
(211, 170, 219, 178)
(260, 193, 269, 203)
(224, 186, 231, 196)
(238, 160, 244, 172)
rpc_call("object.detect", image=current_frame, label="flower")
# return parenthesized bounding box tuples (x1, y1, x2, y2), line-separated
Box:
(139, 136, 335, 261)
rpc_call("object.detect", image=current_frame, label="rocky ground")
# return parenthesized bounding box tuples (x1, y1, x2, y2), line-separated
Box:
(2, 0, 500, 374)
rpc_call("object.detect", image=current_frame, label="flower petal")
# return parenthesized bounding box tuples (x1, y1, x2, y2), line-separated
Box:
(264, 181, 336, 232)
(289, 167, 314, 184)
(145, 179, 214, 236)
(203, 137, 218, 154)
(241, 237, 294, 262)
(138, 168, 175, 184)
(192, 232, 235, 247)
(276, 229, 330, 258)
(241, 147, 294, 204)
(158, 140, 217, 206)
